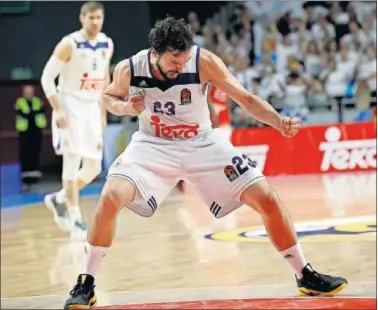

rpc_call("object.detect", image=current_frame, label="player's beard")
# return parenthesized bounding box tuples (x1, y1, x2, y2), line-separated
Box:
(156, 57, 179, 80)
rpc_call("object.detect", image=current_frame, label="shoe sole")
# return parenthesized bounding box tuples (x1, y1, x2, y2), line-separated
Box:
(66, 296, 97, 309)
(298, 282, 348, 297)
(44, 195, 70, 232)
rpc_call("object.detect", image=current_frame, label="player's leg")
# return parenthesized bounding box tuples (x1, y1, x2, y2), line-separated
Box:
(46, 157, 100, 239)
(63, 175, 133, 310)
(185, 134, 347, 297)
(240, 180, 347, 296)
(44, 112, 70, 231)
(63, 133, 180, 309)
(44, 152, 82, 233)
(76, 157, 102, 189)
(52, 101, 104, 207)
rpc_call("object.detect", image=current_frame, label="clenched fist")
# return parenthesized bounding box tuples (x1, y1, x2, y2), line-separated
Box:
(278, 116, 301, 138)
(122, 89, 146, 116)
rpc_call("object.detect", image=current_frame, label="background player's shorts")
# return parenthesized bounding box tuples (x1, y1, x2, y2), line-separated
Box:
(107, 128, 265, 218)
(52, 95, 103, 159)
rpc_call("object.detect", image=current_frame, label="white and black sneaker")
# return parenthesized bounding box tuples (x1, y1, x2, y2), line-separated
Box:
(70, 220, 88, 241)
(44, 193, 71, 231)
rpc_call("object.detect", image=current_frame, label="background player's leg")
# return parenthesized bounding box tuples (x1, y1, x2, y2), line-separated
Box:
(60, 153, 87, 240)
(44, 152, 81, 233)
(77, 157, 102, 189)
(55, 157, 101, 202)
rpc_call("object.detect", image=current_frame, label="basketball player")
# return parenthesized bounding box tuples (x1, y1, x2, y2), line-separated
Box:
(64, 17, 347, 309)
(41, 1, 114, 241)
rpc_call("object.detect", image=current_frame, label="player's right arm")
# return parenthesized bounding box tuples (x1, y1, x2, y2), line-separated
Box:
(41, 37, 72, 128)
(102, 60, 145, 116)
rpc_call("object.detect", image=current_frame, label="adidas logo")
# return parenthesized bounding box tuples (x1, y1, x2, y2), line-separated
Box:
(284, 254, 295, 259)
(139, 80, 148, 87)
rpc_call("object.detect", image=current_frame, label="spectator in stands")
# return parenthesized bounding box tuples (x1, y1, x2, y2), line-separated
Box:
(321, 57, 350, 112)
(340, 21, 364, 52)
(276, 35, 299, 73)
(205, 1, 376, 127)
(356, 45, 377, 108)
(360, 18, 376, 46)
(311, 11, 336, 50)
(324, 39, 338, 57)
(280, 71, 310, 122)
(304, 40, 322, 78)
(335, 41, 358, 83)
(187, 11, 204, 47)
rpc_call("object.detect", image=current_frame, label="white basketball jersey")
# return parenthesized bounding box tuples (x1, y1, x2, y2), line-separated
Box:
(129, 46, 212, 140)
(57, 31, 112, 102)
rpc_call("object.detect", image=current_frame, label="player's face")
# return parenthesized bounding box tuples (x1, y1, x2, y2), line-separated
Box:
(156, 50, 191, 80)
(80, 9, 104, 36)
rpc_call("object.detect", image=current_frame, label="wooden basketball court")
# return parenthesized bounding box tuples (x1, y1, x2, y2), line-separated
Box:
(1, 172, 376, 309)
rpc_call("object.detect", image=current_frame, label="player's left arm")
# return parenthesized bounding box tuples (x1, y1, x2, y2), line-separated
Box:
(101, 38, 114, 130)
(199, 49, 300, 137)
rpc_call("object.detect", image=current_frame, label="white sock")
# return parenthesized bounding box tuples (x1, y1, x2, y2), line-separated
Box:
(279, 243, 307, 279)
(55, 189, 66, 204)
(83, 242, 108, 276)
(68, 205, 83, 224)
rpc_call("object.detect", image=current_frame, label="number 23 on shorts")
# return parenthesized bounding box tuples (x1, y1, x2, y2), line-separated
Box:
(224, 154, 256, 182)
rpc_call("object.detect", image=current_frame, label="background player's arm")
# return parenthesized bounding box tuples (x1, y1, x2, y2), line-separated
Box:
(200, 49, 282, 130)
(41, 37, 72, 113)
(102, 60, 145, 116)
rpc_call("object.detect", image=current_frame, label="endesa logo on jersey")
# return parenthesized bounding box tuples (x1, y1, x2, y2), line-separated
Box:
(80, 73, 104, 91)
(232, 121, 376, 176)
(320, 127, 376, 172)
(150, 115, 199, 139)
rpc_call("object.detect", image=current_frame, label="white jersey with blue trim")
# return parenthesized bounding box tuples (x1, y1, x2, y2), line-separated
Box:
(57, 31, 113, 102)
(129, 46, 212, 140)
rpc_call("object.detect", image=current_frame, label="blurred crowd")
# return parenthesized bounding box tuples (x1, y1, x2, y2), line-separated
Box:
(187, 1, 377, 127)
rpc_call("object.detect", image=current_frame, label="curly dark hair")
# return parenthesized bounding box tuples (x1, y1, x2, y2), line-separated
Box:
(148, 16, 194, 54)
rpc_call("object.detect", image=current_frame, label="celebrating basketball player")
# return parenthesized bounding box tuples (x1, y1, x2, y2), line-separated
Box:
(41, 1, 114, 241)
(64, 17, 347, 309)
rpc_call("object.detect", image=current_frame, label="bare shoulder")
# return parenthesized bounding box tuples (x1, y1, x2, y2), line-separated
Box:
(113, 59, 131, 80)
(198, 48, 218, 69)
(53, 36, 74, 62)
(104, 59, 132, 97)
(198, 48, 229, 83)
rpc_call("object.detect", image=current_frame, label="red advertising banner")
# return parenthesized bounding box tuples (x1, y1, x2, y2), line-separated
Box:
(231, 122, 377, 176)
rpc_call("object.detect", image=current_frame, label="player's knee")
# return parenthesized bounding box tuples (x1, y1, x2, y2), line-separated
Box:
(242, 180, 281, 215)
(79, 158, 102, 184)
(256, 190, 281, 216)
(98, 177, 135, 214)
(62, 153, 82, 180)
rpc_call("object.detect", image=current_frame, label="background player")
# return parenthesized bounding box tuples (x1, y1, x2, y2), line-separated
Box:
(64, 17, 347, 309)
(41, 1, 114, 241)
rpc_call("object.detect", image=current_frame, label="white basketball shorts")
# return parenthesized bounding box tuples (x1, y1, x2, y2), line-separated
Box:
(107, 128, 265, 218)
(52, 94, 103, 160)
